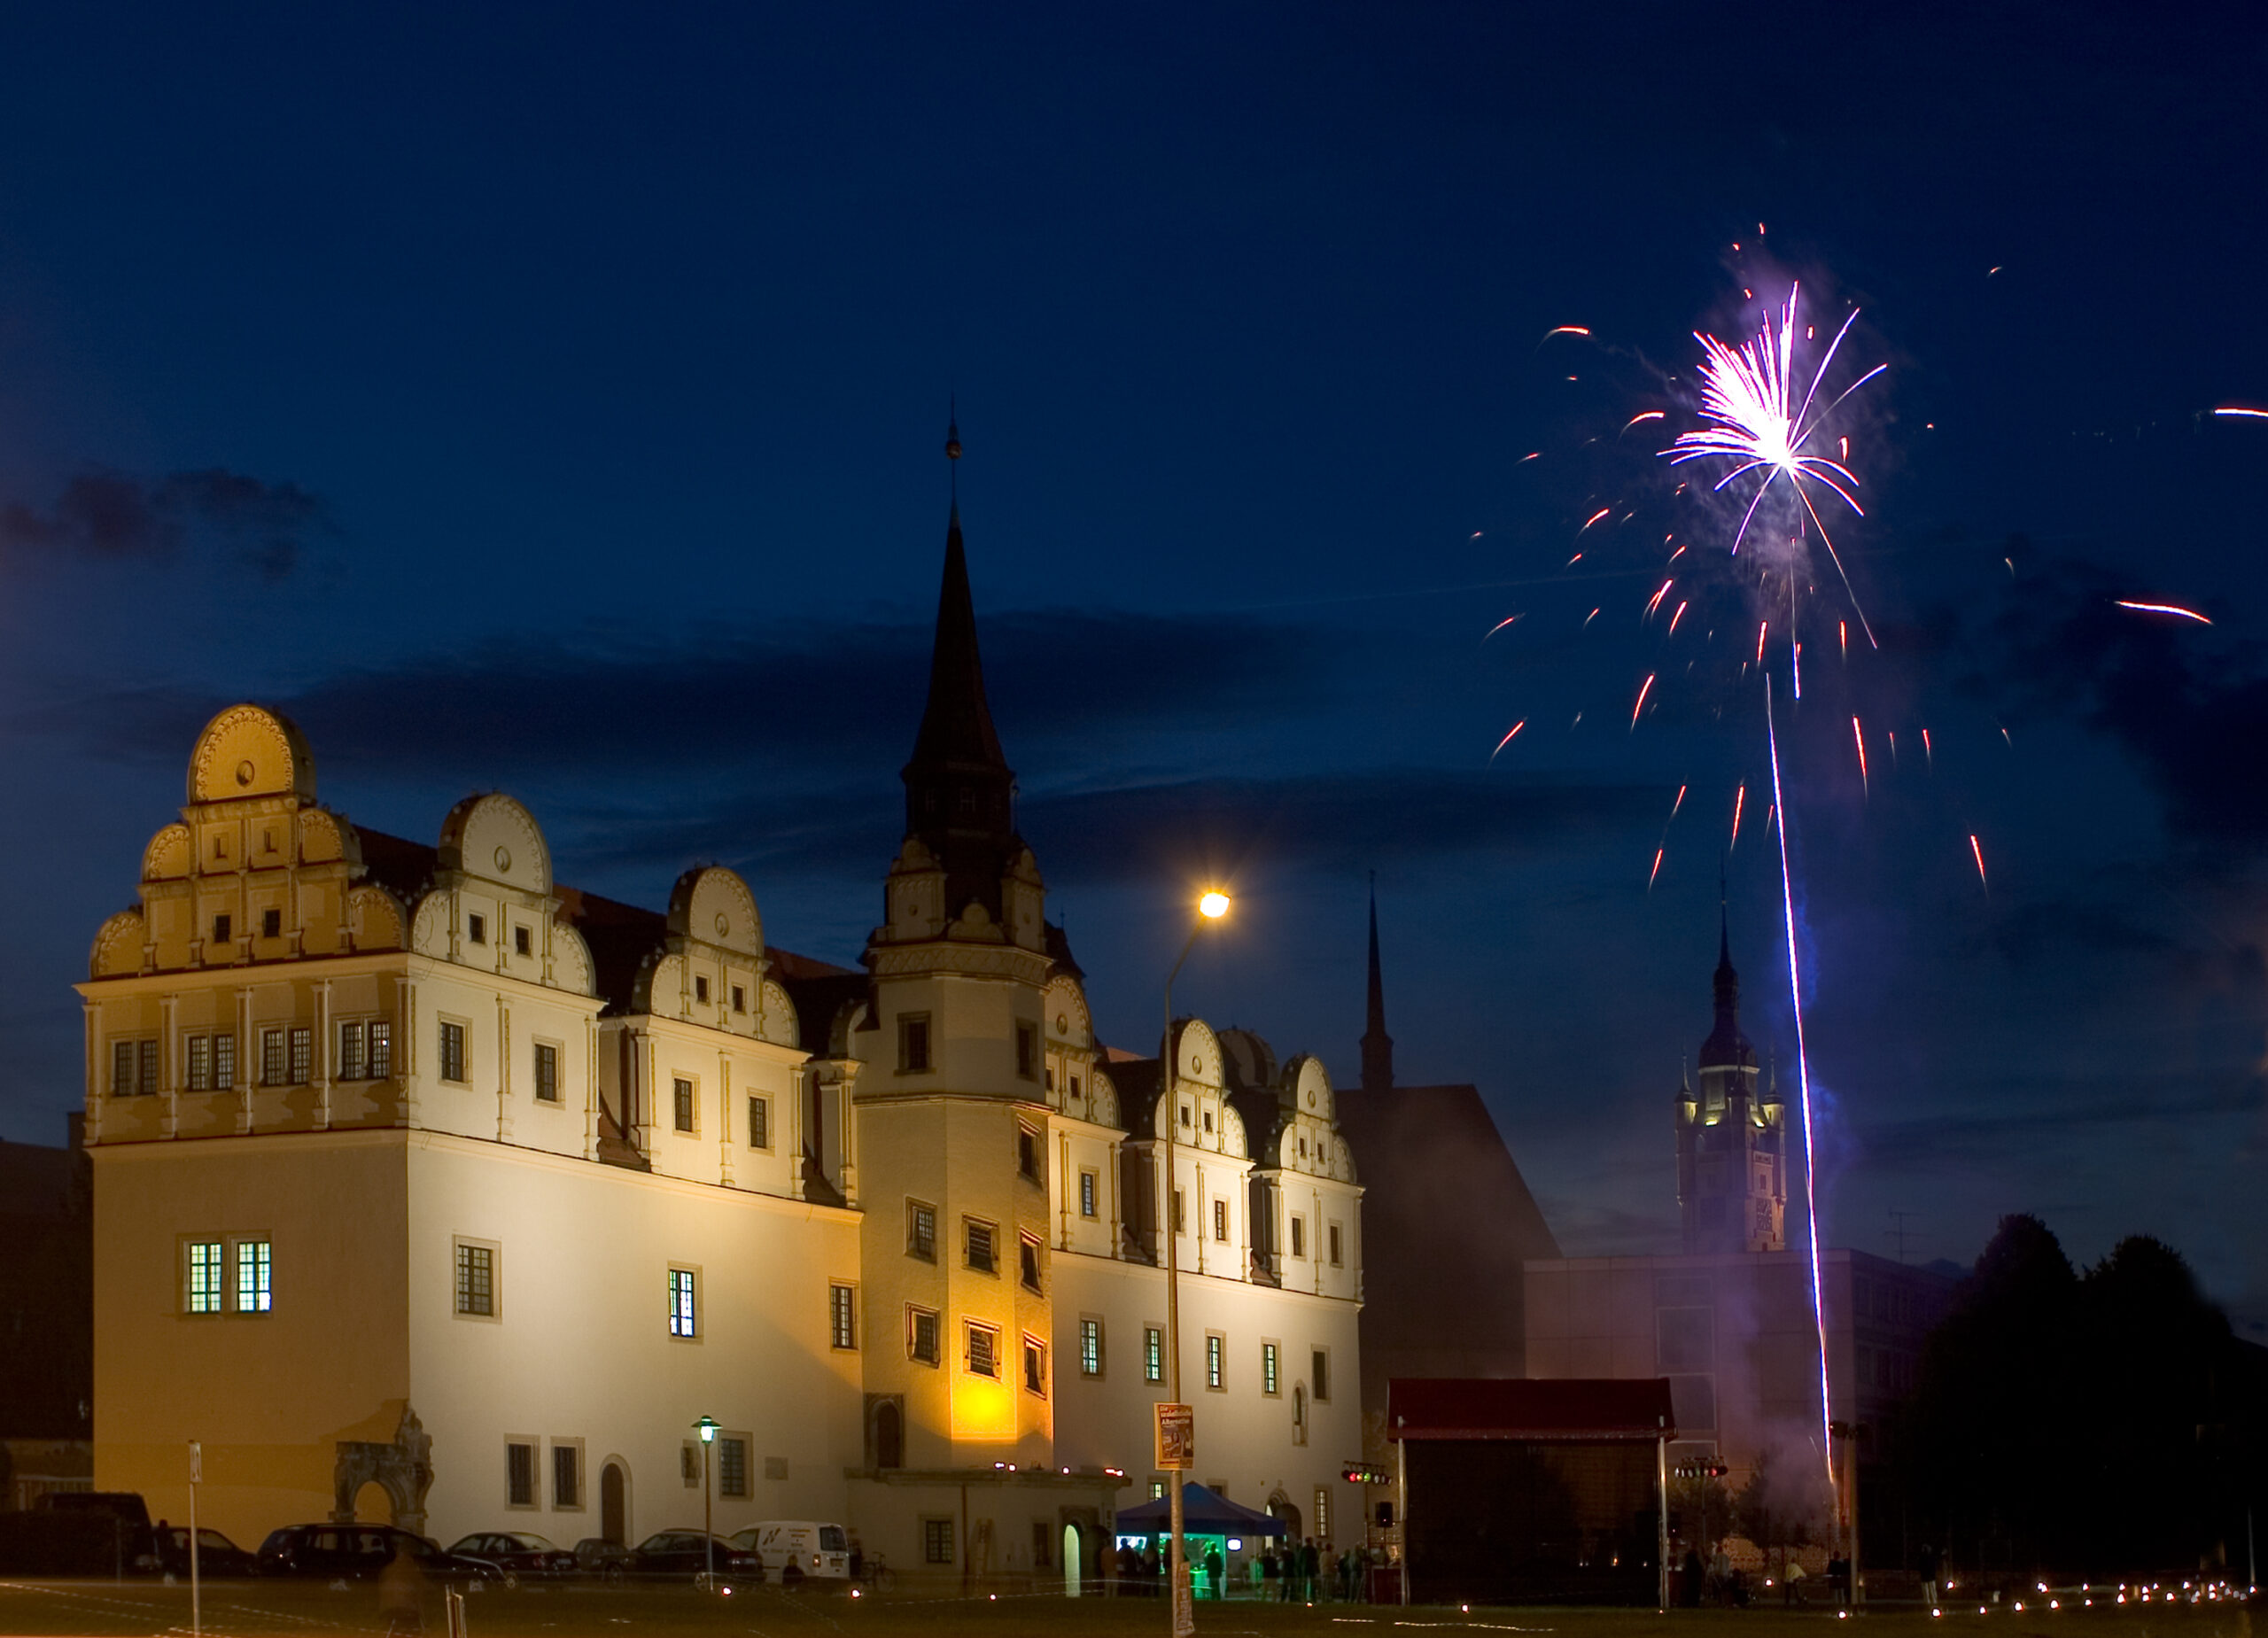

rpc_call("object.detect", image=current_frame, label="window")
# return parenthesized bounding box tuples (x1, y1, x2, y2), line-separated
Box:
(288, 1027, 311, 1085)
(1144, 1325, 1164, 1383)
(337, 1022, 363, 1082)
(1262, 1340, 1281, 1396)
(1205, 1332, 1225, 1391)
(747, 1095, 768, 1148)
(672, 1076, 695, 1132)
(533, 1043, 558, 1102)
(731, 984, 746, 1013)
(909, 1307, 941, 1365)
(1290, 1215, 1306, 1258)
(260, 1029, 286, 1086)
(212, 912, 231, 945)
(1213, 1199, 1228, 1242)
(908, 1201, 936, 1260)
(1178, 1102, 1191, 1129)
(260, 908, 282, 940)
(897, 1013, 931, 1073)
(1015, 1021, 1037, 1080)
(922, 1518, 954, 1565)
(965, 1219, 996, 1274)
(187, 1034, 211, 1091)
(1311, 1347, 1331, 1402)
(214, 1033, 237, 1088)
(1173, 1190, 1185, 1234)
(829, 1284, 858, 1350)
(1148, 1479, 1167, 1502)
(455, 1243, 495, 1316)
(668, 1269, 697, 1338)
(1019, 1233, 1043, 1293)
(1314, 1486, 1332, 1545)
(236, 1240, 272, 1313)
(718, 1436, 749, 1498)
(1328, 1223, 1343, 1267)
(111, 1039, 159, 1098)
(967, 1322, 999, 1378)
(507, 1441, 535, 1508)
(553, 1443, 580, 1509)
(1079, 1316, 1103, 1377)
(468, 913, 486, 944)
(694, 974, 710, 1004)
(185, 1241, 224, 1314)
(515, 925, 532, 958)
(680, 1444, 700, 1486)
(366, 1022, 390, 1080)
(1023, 1335, 1047, 1394)
(1078, 1169, 1099, 1218)
(439, 1021, 467, 1083)
(1016, 1126, 1041, 1182)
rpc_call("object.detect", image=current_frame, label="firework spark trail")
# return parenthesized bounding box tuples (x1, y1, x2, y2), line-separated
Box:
(1580, 508, 1612, 534)
(1630, 673, 1656, 728)
(1488, 721, 1526, 762)
(1969, 835, 1988, 892)
(1645, 580, 1674, 618)
(1730, 784, 1746, 850)
(1661, 285, 1884, 647)
(1852, 717, 1868, 795)
(2115, 600, 2211, 624)
(1756, 623, 1768, 664)
(1623, 410, 1666, 433)
(1671, 784, 1688, 820)
(1649, 848, 1666, 890)
(1766, 677, 1837, 1505)
(2214, 407, 2268, 420)
(1922, 728, 1933, 767)
(1484, 614, 1523, 640)
(1669, 601, 1689, 634)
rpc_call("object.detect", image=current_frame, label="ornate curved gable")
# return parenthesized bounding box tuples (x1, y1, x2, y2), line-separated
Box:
(187, 703, 316, 805)
(414, 793, 593, 995)
(439, 793, 552, 897)
(631, 866, 796, 1044)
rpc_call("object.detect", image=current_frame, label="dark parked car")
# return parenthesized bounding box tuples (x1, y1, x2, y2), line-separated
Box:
(625, 1530, 764, 1585)
(573, 1537, 637, 1583)
(256, 1525, 498, 1586)
(35, 1493, 159, 1572)
(444, 1531, 578, 1585)
(156, 1525, 257, 1579)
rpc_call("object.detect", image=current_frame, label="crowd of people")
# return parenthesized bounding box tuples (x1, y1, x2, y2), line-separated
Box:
(1110, 1536, 1386, 1601)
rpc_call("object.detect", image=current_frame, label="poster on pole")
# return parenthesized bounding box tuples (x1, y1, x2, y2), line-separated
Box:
(1153, 1402, 1193, 1470)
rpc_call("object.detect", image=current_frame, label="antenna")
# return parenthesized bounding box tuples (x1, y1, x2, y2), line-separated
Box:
(1884, 1208, 1919, 1264)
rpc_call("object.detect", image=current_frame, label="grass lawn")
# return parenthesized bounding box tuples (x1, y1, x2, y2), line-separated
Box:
(0, 1580, 2252, 1638)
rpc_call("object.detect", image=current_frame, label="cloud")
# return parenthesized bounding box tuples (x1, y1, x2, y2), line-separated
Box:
(1, 467, 333, 581)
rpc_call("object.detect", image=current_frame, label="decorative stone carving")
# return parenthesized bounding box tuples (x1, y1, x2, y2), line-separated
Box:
(330, 1406, 434, 1534)
(187, 705, 316, 804)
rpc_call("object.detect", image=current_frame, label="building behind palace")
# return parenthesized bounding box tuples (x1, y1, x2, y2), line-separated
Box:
(79, 460, 1363, 1582)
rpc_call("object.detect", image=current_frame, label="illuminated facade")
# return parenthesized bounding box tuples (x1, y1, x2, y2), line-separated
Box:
(81, 483, 1362, 1584)
(1673, 910, 1786, 1255)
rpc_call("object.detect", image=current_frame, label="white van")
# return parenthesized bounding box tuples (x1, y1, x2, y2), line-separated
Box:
(727, 1521, 850, 1584)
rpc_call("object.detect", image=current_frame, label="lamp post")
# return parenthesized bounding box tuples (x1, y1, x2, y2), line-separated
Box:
(694, 1417, 718, 1588)
(1162, 889, 1230, 1638)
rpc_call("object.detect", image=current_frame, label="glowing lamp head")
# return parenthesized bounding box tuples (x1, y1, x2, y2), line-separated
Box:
(1198, 891, 1231, 920)
(695, 1415, 718, 1444)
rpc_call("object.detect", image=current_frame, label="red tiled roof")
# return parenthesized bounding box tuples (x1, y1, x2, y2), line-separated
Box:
(1388, 1377, 1675, 1442)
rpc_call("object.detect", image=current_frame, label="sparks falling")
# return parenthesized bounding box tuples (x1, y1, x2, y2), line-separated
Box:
(1730, 783, 1746, 850)
(1969, 834, 1988, 892)
(1852, 717, 1868, 795)
(1488, 721, 1526, 762)
(1630, 673, 1655, 728)
(1661, 283, 1885, 644)
(1766, 678, 1837, 1505)
(2115, 599, 2211, 624)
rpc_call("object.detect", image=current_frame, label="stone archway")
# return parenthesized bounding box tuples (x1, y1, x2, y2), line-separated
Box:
(331, 1407, 433, 1536)
(601, 1462, 627, 1545)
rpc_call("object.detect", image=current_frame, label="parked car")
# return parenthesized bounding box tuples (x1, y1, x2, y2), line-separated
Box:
(156, 1525, 257, 1579)
(573, 1537, 637, 1583)
(625, 1530, 764, 1586)
(255, 1525, 499, 1586)
(444, 1532, 578, 1586)
(727, 1521, 850, 1586)
(35, 1493, 159, 1573)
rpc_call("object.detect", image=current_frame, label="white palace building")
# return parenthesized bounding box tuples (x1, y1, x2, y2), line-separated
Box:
(78, 468, 1363, 1586)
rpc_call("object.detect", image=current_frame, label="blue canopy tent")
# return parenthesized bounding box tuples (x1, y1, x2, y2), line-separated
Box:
(1115, 1483, 1289, 1537)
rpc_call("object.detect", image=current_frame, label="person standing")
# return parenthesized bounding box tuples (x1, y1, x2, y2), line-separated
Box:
(1918, 1542, 1939, 1606)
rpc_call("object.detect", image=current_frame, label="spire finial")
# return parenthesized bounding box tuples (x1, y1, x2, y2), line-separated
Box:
(944, 396, 961, 514)
(1361, 873, 1394, 1092)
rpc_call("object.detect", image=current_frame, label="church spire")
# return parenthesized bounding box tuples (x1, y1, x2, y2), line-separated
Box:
(1699, 886, 1754, 1071)
(1360, 873, 1395, 1091)
(901, 414, 1021, 922)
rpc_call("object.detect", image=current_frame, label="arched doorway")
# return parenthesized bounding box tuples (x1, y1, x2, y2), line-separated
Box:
(874, 1401, 904, 1470)
(1062, 1524, 1083, 1596)
(601, 1463, 627, 1545)
(1266, 1492, 1301, 1543)
(353, 1481, 393, 1525)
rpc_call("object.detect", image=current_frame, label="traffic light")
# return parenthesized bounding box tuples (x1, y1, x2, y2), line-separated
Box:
(1341, 1464, 1392, 1487)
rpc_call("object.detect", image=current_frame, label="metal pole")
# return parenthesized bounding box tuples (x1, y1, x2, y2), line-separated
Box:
(1164, 922, 1196, 1638)
(1396, 1425, 1410, 1607)
(189, 1440, 202, 1638)
(703, 1440, 713, 1587)
(1656, 1436, 1669, 1613)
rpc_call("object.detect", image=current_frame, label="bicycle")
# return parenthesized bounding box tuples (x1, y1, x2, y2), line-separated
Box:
(856, 1553, 893, 1593)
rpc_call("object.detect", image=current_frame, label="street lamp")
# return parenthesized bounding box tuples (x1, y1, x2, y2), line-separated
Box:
(694, 1416, 718, 1588)
(1162, 889, 1230, 1638)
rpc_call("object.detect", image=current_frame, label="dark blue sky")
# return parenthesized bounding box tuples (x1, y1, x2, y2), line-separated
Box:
(4, 5, 2264, 1329)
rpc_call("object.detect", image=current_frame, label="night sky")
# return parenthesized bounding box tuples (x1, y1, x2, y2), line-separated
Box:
(4, 7, 2264, 1331)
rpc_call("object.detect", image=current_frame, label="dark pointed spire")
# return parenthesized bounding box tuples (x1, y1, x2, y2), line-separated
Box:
(1360, 872, 1395, 1091)
(902, 413, 1021, 921)
(1700, 889, 1754, 1071)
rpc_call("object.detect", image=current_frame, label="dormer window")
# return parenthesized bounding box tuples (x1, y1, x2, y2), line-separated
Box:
(731, 985, 746, 1013)
(1178, 1103, 1192, 1129)
(514, 926, 532, 958)
(468, 913, 486, 945)
(695, 975, 710, 1004)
